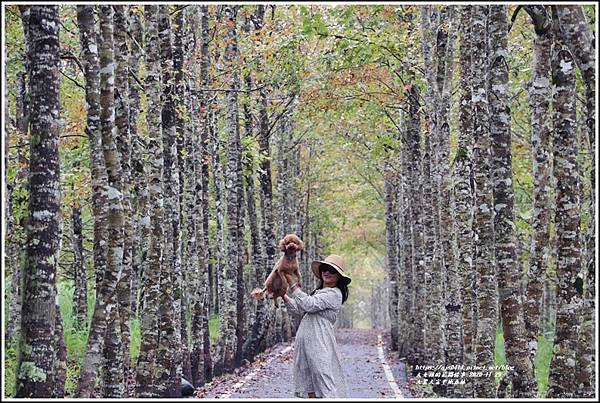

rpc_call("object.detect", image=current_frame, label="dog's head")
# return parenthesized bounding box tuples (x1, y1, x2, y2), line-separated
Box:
(279, 233, 305, 252)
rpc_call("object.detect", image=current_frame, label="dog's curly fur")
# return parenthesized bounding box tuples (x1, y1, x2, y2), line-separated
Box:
(251, 234, 304, 303)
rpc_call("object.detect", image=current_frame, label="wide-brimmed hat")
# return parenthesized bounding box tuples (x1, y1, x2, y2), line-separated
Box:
(311, 254, 351, 285)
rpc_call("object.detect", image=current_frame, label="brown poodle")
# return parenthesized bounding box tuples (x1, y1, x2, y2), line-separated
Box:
(251, 234, 304, 304)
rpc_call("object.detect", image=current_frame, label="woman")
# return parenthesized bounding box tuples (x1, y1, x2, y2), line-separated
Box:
(282, 254, 351, 398)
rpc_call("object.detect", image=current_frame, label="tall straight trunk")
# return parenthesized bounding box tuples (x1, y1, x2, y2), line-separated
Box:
(211, 100, 225, 317)
(241, 10, 267, 363)
(383, 160, 399, 351)
(554, 6, 596, 396)
(157, 5, 181, 397)
(489, 5, 537, 397)
(420, 7, 446, 376)
(421, 127, 438, 365)
(97, 6, 126, 397)
(112, 4, 133, 382)
(135, 5, 163, 397)
(455, 6, 475, 398)
(15, 5, 62, 397)
(172, 5, 190, 385)
(523, 6, 553, 384)
(53, 290, 67, 397)
(405, 84, 423, 367)
(182, 5, 200, 385)
(214, 4, 241, 377)
(277, 114, 290, 235)
(75, 5, 109, 293)
(471, 5, 498, 398)
(555, 7, 595, 256)
(7, 73, 28, 345)
(128, 6, 147, 318)
(189, 4, 213, 387)
(199, 6, 213, 330)
(75, 5, 124, 397)
(72, 205, 87, 328)
(436, 11, 460, 393)
(397, 109, 412, 361)
(546, 13, 582, 397)
(257, 86, 278, 351)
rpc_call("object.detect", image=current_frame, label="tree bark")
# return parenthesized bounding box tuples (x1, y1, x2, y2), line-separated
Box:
(15, 5, 62, 397)
(97, 6, 126, 397)
(112, 4, 133, 384)
(128, 5, 147, 319)
(553, 6, 595, 397)
(522, 5, 553, 388)
(471, 5, 498, 398)
(72, 205, 87, 328)
(135, 5, 164, 397)
(546, 12, 583, 397)
(156, 5, 182, 397)
(383, 159, 399, 351)
(214, 4, 242, 377)
(455, 6, 475, 398)
(489, 5, 536, 397)
(74, 7, 112, 396)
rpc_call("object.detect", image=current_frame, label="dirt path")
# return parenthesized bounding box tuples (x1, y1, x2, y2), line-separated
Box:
(195, 329, 412, 399)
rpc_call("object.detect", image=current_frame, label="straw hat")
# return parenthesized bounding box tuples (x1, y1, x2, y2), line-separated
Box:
(311, 254, 351, 285)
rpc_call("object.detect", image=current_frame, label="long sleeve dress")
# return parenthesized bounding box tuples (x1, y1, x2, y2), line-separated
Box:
(285, 286, 348, 398)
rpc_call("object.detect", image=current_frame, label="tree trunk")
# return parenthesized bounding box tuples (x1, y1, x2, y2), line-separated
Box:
(383, 160, 399, 351)
(127, 5, 147, 318)
(523, 5, 553, 385)
(7, 82, 28, 344)
(471, 5, 498, 398)
(112, 4, 133, 384)
(97, 6, 126, 397)
(546, 12, 582, 397)
(15, 5, 62, 397)
(553, 6, 596, 397)
(214, 4, 242, 377)
(72, 205, 87, 328)
(405, 83, 423, 367)
(189, 4, 213, 387)
(134, 5, 164, 397)
(455, 6, 475, 398)
(489, 5, 536, 397)
(73, 7, 109, 396)
(156, 5, 181, 397)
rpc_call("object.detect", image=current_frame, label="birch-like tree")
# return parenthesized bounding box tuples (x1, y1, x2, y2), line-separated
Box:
(471, 5, 498, 398)
(214, 4, 242, 377)
(522, 5, 553, 384)
(15, 5, 63, 397)
(546, 9, 583, 397)
(455, 5, 475, 398)
(135, 5, 164, 397)
(489, 5, 536, 397)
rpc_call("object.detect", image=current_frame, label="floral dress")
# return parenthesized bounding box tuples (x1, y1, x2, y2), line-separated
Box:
(285, 286, 348, 398)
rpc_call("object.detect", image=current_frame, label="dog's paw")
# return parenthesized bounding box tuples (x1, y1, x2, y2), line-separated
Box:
(250, 288, 264, 300)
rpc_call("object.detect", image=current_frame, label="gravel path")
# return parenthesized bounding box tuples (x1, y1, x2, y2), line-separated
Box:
(195, 328, 412, 399)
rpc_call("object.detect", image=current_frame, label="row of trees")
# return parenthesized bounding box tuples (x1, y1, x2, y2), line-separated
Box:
(383, 4, 595, 398)
(5, 4, 327, 397)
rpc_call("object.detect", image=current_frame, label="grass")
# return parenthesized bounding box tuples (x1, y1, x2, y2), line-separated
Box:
(209, 314, 220, 345)
(535, 332, 554, 398)
(495, 324, 555, 398)
(494, 325, 507, 384)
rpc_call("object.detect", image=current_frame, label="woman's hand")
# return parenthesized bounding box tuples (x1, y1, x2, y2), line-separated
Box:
(283, 272, 295, 286)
